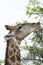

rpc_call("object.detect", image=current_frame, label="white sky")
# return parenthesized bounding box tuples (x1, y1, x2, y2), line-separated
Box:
(0, 0, 43, 60)
(0, 0, 28, 60)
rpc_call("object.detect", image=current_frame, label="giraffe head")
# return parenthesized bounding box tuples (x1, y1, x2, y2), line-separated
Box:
(5, 22, 40, 65)
(5, 22, 40, 41)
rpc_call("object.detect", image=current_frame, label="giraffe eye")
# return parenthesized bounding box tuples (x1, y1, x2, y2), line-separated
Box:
(17, 25, 22, 30)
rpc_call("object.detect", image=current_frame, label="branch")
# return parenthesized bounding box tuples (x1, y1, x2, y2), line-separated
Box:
(21, 58, 43, 62)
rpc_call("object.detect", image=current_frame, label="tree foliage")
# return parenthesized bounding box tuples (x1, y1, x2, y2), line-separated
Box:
(26, 0, 43, 16)
(21, 0, 43, 65)
(21, 28, 43, 65)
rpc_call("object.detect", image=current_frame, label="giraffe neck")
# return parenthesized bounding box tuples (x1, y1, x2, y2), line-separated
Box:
(5, 37, 21, 65)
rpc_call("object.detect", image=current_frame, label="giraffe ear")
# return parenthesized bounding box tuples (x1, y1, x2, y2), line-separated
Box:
(5, 25, 17, 31)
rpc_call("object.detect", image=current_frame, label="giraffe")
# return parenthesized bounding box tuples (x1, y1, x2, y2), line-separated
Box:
(4, 22, 40, 65)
